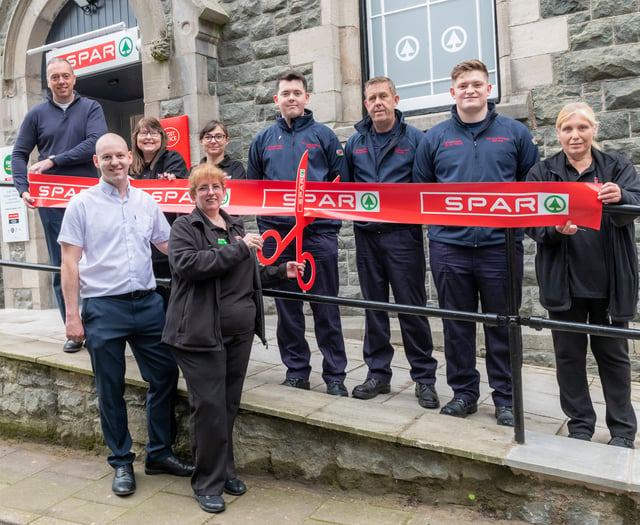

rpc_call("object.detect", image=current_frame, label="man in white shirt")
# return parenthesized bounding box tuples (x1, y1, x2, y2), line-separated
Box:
(59, 133, 193, 497)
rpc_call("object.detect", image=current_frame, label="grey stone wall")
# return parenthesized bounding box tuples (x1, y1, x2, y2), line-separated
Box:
(212, 0, 640, 323)
(1, 355, 638, 525)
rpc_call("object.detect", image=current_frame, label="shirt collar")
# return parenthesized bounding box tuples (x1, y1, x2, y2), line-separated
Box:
(98, 177, 130, 198)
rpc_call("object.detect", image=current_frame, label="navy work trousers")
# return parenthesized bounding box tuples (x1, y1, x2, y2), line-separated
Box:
(40, 207, 65, 319)
(429, 240, 522, 407)
(262, 229, 347, 383)
(355, 226, 437, 383)
(82, 292, 178, 468)
(549, 298, 637, 440)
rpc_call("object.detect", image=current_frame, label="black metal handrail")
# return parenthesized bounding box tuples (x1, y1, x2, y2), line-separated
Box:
(2, 201, 640, 445)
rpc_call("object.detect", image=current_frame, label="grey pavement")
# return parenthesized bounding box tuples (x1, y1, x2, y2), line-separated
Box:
(0, 308, 639, 523)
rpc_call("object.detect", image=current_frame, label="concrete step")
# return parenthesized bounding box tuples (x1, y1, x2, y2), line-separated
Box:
(0, 309, 639, 524)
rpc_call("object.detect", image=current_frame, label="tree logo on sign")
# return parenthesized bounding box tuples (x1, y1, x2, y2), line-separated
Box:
(544, 195, 567, 213)
(119, 37, 134, 57)
(361, 192, 379, 210)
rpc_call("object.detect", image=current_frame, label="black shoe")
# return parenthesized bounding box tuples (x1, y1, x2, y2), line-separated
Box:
(281, 377, 311, 390)
(495, 406, 514, 427)
(352, 378, 391, 400)
(439, 398, 478, 418)
(326, 381, 348, 397)
(112, 464, 135, 496)
(145, 454, 194, 476)
(568, 432, 592, 441)
(223, 478, 247, 496)
(195, 494, 225, 513)
(608, 436, 635, 449)
(63, 339, 83, 353)
(415, 383, 440, 409)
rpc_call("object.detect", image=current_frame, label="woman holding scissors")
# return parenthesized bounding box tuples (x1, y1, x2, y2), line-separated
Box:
(526, 102, 640, 448)
(162, 164, 304, 514)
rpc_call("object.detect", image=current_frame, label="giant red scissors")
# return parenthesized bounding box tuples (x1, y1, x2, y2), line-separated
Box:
(257, 150, 316, 291)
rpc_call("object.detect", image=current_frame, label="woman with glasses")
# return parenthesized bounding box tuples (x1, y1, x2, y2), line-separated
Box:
(162, 164, 303, 513)
(527, 102, 640, 448)
(131, 117, 188, 308)
(131, 117, 188, 180)
(198, 120, 246, 179)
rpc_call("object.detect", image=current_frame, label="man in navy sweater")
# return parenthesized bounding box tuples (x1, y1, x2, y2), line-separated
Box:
(12, 57, 107, 352)
(248, 70, 348, 397)
(344, 77, 439, 407)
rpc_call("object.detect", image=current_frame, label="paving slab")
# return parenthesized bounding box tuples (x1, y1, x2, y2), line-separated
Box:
(506, 431, 633, 491)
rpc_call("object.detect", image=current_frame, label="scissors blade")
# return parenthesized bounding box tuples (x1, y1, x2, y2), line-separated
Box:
(295, 149, 309, 217)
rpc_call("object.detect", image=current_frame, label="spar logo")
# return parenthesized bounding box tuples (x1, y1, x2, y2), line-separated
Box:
(119, 37, 134, 57)
(3, 153, 10, 176)
(61, 41, 117, 70)
(360, 192, 378, 211)
(60, 36, 134, 71)
(543, 194, 567, 213)
(221, 190, 230, 207)
(420, 192, 570, 216)
(263, 190, 380, 212)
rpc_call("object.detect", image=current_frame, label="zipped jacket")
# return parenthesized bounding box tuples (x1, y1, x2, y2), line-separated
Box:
(413, 102, 540, 246)
(345, 109, 424, 231)
(526, 148, 640, 320)
(12, 91, 107, 196)
(247, 109, 347, 234)
(162, 209, 288, 351)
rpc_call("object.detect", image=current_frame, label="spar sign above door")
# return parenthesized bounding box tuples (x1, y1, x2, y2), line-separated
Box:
(45, 27, 140, 77)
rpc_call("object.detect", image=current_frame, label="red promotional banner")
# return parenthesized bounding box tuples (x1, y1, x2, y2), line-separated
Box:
(159, 115, 191, 167)
(29, 174, 602, 229)
(28, 174, 603, 230)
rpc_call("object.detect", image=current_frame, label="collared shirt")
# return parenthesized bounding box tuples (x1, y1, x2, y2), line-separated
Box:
(58, 178, 170, 298)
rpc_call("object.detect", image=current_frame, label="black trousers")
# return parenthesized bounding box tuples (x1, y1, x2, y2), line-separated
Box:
(549, 298, 637, 439)
(170, 331, 253, 496)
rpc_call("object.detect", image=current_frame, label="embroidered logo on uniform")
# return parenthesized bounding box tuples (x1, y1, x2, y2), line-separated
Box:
(354, 148, 369, 154)
(336, 149, 344, 156)
(485, 137, 510, 143)
(444, 140, 463, 147)
(268, 145, 283, 151)
(532, 138, 538, 145)
(395, 148, 410, 154)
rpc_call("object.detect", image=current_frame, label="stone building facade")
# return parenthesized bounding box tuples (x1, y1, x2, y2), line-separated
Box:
(1, 0, 639, 324)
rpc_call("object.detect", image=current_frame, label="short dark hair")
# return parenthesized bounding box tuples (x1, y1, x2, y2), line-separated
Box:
(275, 70, 307, 93)
(199, 120, 229, 140)
(364, 76, 396, 97)
(451, 60, 489, 82)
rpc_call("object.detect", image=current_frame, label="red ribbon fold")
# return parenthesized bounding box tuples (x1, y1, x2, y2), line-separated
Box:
(29, 174, 603, 229)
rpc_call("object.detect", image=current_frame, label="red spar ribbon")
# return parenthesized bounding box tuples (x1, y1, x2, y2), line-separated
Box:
(29, 174, 603, 230)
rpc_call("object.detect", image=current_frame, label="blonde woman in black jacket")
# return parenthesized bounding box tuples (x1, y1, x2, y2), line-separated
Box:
(526, 102, 640, 449)
(162, 164, 303, 513)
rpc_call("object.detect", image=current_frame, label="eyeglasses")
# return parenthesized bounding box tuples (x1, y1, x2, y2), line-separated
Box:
(138, 130, 160, 137)
(202, 134, 227, 143)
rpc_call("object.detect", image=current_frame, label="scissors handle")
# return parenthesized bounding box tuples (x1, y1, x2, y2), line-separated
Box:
(296, 250, 316, 292)
(257, 229, 286, 265)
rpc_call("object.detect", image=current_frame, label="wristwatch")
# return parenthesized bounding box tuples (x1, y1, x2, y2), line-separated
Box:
(48, 155, 57, 166)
